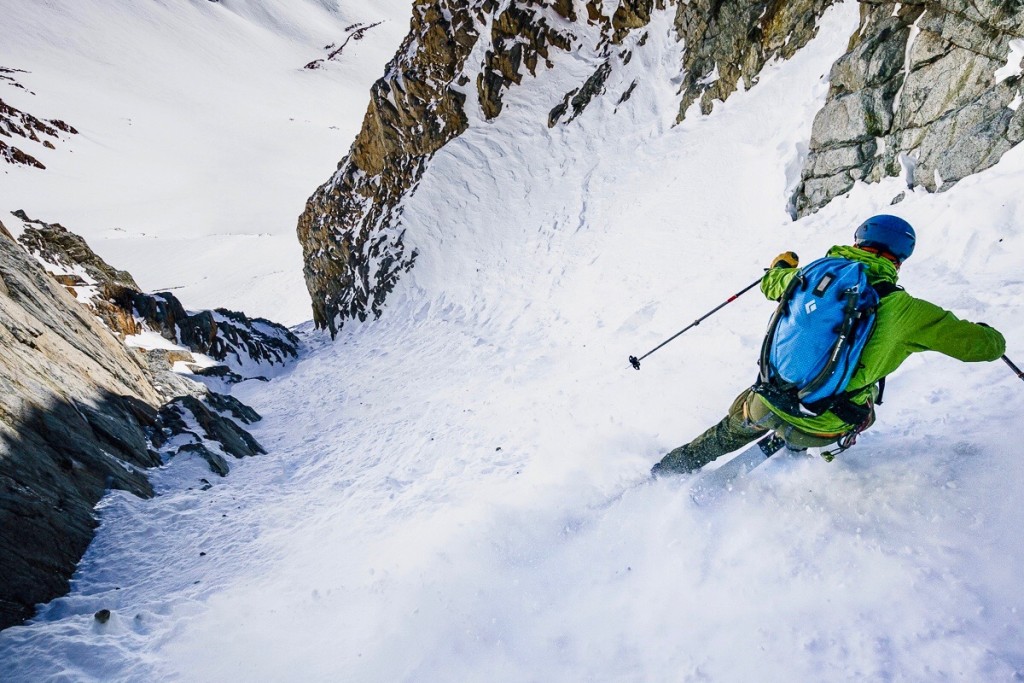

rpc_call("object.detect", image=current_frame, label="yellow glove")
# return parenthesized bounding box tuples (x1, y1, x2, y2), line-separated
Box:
(770, 251, 799, 269)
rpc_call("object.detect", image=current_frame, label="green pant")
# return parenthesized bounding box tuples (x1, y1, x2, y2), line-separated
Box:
(654, 388, 844, 474)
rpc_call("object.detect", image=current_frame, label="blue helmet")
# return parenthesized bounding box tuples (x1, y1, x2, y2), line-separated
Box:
(854, 215, 916, 262)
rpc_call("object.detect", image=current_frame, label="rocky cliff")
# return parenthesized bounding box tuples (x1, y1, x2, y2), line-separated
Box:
(792, 0, 1024, 216)
(0, 215, 281, 630)
(298, 0, 1024, 332)
(0, 219, 162, 629)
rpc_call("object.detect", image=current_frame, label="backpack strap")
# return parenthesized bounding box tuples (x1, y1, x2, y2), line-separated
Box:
(797, 287, 863, 403)
(823, 394, 872, 425)
(871, 280, 902, 298)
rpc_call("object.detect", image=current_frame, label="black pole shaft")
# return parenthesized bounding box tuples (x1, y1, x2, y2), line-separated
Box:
(629, 276, 763, 370)
(1004, 355, 1024, 382)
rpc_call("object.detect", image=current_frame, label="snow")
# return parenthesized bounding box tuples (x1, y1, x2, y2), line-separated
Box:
(2, 1, 1024, 681)
(995, 38, 1024, 85)
(123, 331, 220, 370)
(123, 330, 189, 352)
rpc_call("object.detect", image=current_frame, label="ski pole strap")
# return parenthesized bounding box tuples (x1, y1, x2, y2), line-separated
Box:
(822, 395, 872, 426)
(1004, 355, 1024, 382)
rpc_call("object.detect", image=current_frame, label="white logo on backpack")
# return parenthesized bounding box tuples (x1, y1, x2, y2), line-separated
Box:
(804, 300, 817, 314)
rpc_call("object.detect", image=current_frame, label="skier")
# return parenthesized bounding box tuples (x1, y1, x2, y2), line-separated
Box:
(651, 215, 1007, 475)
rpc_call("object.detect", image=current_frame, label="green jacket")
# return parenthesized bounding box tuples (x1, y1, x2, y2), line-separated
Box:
(758, 245, 1006, 435)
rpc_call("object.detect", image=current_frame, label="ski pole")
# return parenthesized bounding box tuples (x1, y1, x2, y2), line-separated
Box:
(629, 276, 763, 370)
(1004, 355, 1024, 382)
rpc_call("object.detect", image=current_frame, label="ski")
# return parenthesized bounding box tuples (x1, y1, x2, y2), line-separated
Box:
(688, 433, 786, 505)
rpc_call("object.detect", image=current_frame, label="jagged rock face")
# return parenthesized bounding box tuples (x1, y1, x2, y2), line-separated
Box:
(674, 0, 837, 119)
(297, 0, 846, 334)
(0, 220, 162, 630)
(297, 0, 480, 337)
(127, 292, 299, 373)
(792, 0, 1024, 216)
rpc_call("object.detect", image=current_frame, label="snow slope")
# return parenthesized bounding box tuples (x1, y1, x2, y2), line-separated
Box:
(0, 0, 410, 324)
(2, 2, 1024, 680)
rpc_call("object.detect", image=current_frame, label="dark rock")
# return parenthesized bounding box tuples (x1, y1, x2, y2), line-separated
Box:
(175, 443, 230, 477)
(193, 364, 248, 385)
(617, 80, 639, 106)
(161, 395, 265, 459)
(0, 140, 45, 169)
(205, 392, 262, 424)
(208, 308, 299, 369)
(0, 94, 77, 168)
(549, 61, 613, 127)
(548, 89, 577, 128)
(94, 609, 111, 624)
(304, 21, 385, 69)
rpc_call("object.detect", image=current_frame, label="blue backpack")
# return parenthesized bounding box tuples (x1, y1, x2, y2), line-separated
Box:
(756, 257, 891, 424)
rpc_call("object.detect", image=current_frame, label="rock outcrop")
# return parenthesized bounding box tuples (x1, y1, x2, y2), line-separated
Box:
(296, 0, 481, 337)
(0, 214, 273, 631)
(304, 22, 386, 70)
(12, 211, 299, 382)
(792, 0, 1024, 216)
(151, 395, 266, 478)
(673, 0, 837, 120)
